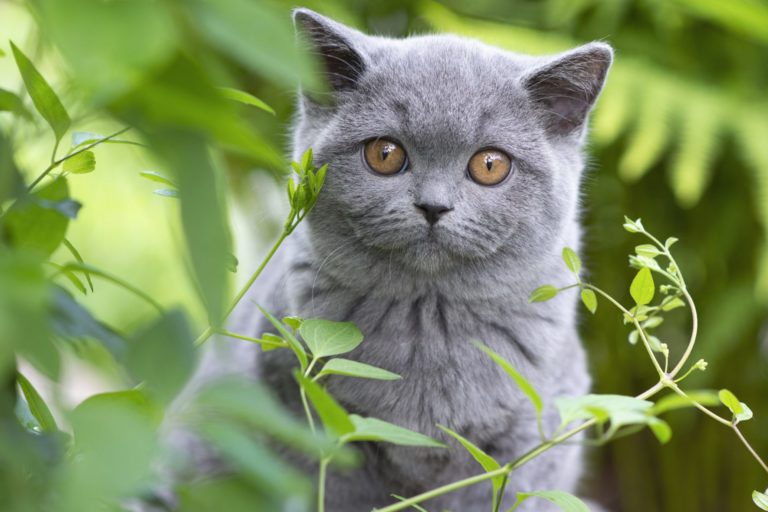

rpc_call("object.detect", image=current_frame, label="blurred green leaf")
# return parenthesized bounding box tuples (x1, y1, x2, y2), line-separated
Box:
(153, 188, 179, 198)
(126, 310, 195, 404)
(184, 0, 317, 89)
(580, 289, 597, 314)
(529, 285, 558, 303)
(150, 131, 231, 324)
(218, 87, 275, 115)
(16, 372, 57, 433)
(0, 88, 32, 119)
(50, 285, 126, 360)
(62, 151, 95, 174)
(10, 42, 71, 143)
(511, 490, 590, 511)
(718, 389, 743, 417)
(299, 319, 364, 358)
(316, 358, 401, 381)
(3, 176, 73, 257)
(296, 372, 354, 437)
(562, 247, 581, 274)
(57, 262, 163, 313)
(177, 477, 271, 512)
(651, 391, 720, 415)
(630, 267, 655, 306)
(138, 170, 176, 188)
(36, 0, 178, 99)
(555, 394, 661, 440)
(345, 415, 446, 448)
(61, 239, 93, 292)
(197, 421, 311, 501)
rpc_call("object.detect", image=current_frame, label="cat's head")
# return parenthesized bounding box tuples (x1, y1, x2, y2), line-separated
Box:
(292, 9, 611, 276)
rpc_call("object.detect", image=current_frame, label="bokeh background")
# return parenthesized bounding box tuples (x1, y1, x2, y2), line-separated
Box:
(2, 0, 767, 511)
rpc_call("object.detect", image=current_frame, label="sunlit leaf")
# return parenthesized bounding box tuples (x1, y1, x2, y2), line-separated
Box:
(10, 41, 71, 143)
(529, 285, 558, 303)
(562, 247, 581, 274)
(0, 88, 32, 119)
(580, 289, 597, 314)
(630, 267, 655, 306)
(257, 306, 308, 370)
(62, 151, 96, 174)
(138, 170, 176, 188)
(753, 490, 768, 511)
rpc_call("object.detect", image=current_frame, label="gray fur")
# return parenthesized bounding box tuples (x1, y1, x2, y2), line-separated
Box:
(222, 9, 611, 512)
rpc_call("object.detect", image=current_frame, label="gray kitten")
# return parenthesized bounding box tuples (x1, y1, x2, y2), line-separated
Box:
(228, 8, 612, 512)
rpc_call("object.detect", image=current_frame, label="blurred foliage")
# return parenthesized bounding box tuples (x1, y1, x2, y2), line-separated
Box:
(1, 0, 767, 511)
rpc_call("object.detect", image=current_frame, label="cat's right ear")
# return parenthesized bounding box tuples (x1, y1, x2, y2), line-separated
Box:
(293, 9, 368, 100)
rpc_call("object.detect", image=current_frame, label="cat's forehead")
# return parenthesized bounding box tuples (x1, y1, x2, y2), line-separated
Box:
(349, 36, 536, 150)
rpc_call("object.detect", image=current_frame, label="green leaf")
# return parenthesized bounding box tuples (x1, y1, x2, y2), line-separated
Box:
(63, 151, 96, 174)
(437, 425, 503, 509)
(295, 372, 354, 437)
(3, 176, 72, 257)
(49, 262, 88, 295)
(257, 306, 308, 370)
(511, 490, 590, 512)
(630, 267, 655, 306)
(664, 237, 679, 249)
(126, 310, 195, 404)
(62, 239, 94, 291)
(139, 170, 177, 188)
(651, 390, 720, 416)
(299, 319, 364, 358)
(10, 42, 71, 142)
(344, 415, 446, 448)
(635, 244, 662, 258)
(736, 402, 754, 423)
(57, 262, 163, 313)
(473, 342, 543, 423)
(0, 88, 32, 118)
(718, 389, 744, 417)
(648, 417, 672, 444)
(529, 285, 558, 303)
(622, 216, 644, 233)
(197, 421, 311, 499)
(282, 316, 303, 332)
(753, 490, 768, 511)
(661, 297, 686, 311)
(555, 394, 657, 439)
(316, 358, 401, 381)
(642, 316, 664, 329)
(218, 87, 275, 115)
(16, 372, 58, 432)
(580, 289, 597, 314)
(50, 285, 126, 359)
(562, 247, 581, 274)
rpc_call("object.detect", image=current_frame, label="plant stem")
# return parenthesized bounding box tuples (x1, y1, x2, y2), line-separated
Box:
(318, 457, 330, 512)
(377, 381, 666, 512)
(301, 387, 316, 435)
(734, 424, 768, 475)
(668, 287, 699, 378)
(194, 230, 289, 347)
(28, 127, 130, 191)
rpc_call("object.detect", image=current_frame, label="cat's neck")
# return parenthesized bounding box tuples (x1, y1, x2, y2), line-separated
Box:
(290, 220, 580, 308)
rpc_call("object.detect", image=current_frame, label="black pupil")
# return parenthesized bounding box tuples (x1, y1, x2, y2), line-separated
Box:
(485, 154, 494, 171)
(381, 144, 393, 161)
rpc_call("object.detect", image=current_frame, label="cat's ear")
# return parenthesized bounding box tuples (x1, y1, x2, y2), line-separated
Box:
(293, 8, 368, 96)
(522, 42, 613, 139)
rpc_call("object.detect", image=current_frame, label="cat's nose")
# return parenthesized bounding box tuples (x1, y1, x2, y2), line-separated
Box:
(414, 202, 453, 225)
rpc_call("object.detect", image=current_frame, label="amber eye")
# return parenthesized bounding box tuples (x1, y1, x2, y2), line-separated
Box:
(363, 138, 407, 175)
(467, 149, 512, 186)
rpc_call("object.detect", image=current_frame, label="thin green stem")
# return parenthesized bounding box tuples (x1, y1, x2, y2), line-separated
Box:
(50, 137, 59, 165)
(215, 328, 285, 349)
(583, 284, 665, 379)
(734, 424, 768, 475)
(29, 127, 130, 191)
(377, 381, 666, 512)
(194, 230, 289, 347)
(301, 387, 316, 435)
(668, 287, 699, 378)
(318, 457, 330, 512)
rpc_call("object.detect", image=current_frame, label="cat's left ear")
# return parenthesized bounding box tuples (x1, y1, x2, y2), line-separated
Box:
(293, 8, 369, 97)
(522, 42, 613, 139)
